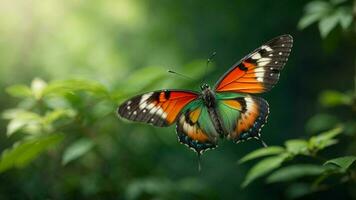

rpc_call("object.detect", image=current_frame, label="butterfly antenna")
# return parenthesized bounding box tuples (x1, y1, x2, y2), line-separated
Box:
(259, 138, 268, 148)
(201, 51, 217, 84)
(197, 152, 202, 172)
(168, 70, 194, 80)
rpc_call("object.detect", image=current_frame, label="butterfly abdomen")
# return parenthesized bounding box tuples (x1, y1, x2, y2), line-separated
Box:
(201, 87, 227, 137)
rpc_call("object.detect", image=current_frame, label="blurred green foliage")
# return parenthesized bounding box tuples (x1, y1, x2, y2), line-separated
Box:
(0, 0, 355, 199)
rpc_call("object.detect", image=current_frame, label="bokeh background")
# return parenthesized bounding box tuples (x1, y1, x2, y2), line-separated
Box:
(0, 0, 355, 199)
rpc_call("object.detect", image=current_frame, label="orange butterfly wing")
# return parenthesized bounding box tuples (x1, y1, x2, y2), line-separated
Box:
(215, 35, 293, 93)
(118, 90, 198, 127)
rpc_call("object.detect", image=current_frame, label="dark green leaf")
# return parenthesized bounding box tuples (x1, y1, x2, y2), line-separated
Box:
(324, 156, 356, 171)
(266, 164, 325, 183)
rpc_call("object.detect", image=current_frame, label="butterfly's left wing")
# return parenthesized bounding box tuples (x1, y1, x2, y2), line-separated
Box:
(215, 35, 293, 93)
(118, 90, 198, 127)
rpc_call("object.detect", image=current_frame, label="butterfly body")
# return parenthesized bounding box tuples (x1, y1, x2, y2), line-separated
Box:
(118, 35, 293, 154)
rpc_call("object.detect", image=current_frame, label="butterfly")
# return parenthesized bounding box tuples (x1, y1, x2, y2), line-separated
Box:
(117, 35, 293, 155)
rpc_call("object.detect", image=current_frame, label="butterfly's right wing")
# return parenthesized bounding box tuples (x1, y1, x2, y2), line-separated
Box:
(176, 100, 219, 154)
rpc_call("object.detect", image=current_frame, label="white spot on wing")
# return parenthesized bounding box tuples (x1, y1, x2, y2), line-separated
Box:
(251, 53, 262, 60)
(261, 45, 273, 52)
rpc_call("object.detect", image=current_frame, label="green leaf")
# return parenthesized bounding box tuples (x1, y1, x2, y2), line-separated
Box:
(0, 134, 64, 173)
(42, 109, 76, 126)
(31, 78, 48, 100)
(5, 85, 32, 98)
(238, 146, 285, 164)
(285, 139, 309, 155)
(266, 164, 325, 183)
(298, 12, 325, 30)
(309, 127, 343, 151)
(305, 1, 331, 14)
(62, 138, 95, 165)
(43, 79, 109, 98)
(319, 90, 352, 107)
(324, 156, 356, 171)
(305, 114, 340, 134)
(241, 153, 289, 187)
(335, 7, 353, 29)
(124, 66, 167, 93)
(5, 111, 41, 136)
(318, 13, 340, 38)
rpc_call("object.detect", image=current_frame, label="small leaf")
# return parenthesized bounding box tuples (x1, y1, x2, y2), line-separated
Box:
(62, 138, 95, 165)
(31, 78, 47, 100)
(305, 1, 331, 14)
(318, 12, 341, 38)
(241, 153, 289, 187)
(5, 85, 32, 98)
(0, 134, 64, 173)
(309, 127, 343, 151)
(319, 90, 352, 107)
(43, 79, 109, 98)
(5, 111, 41, 136)
(335, 7, 353, 29)
(266, 164, 325, 183)
(285, 139, 309, 155)
(305, 114, 340, 134)
(238, 146, 285, 164)
(324, 156, 356, 171)
(298, 12, 325, 30)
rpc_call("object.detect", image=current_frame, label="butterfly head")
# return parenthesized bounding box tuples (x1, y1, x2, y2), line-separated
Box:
(200, 83, 210, 91)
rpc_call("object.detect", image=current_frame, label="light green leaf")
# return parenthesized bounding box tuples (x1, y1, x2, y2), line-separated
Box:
(266, 164, 325, 183)
(31, 78, 48, 100)
(241, 153, 289, 187)
(324, 156, 356, 171)
(43, 79, 109, 98)
(335, 7, 353, 29)
(5, 85, 32, 98)
(309, 127, 343, 150)
(319, 90, 352, 107)
(298, 12, 325, 30)
(238, 146, 285, 164)
(5, 111, 41, 136)
(305, 1, 331, 14)
(62, 138, 95, 165)
(285, 139, 309, 155)
(318, 13, 340, 38)
(0, 134, 64, 173)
